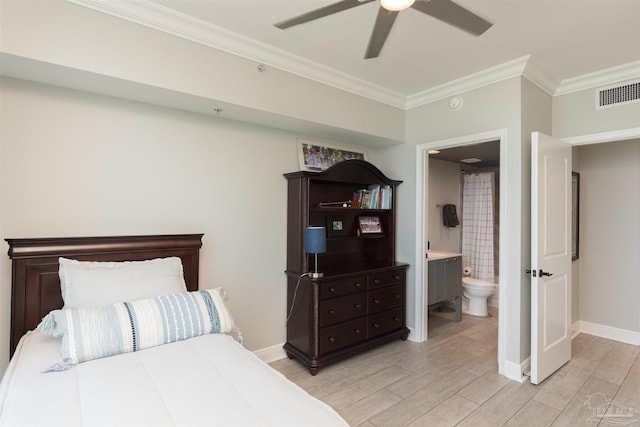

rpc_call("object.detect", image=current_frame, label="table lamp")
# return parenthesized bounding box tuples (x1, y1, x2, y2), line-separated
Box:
(305, 226, 326, 279)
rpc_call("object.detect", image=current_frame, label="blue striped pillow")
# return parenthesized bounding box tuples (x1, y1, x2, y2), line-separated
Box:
(47, 289, 235, 367)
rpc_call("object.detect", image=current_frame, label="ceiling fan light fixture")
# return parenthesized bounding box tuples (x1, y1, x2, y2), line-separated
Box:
(380, 0, 416, 12)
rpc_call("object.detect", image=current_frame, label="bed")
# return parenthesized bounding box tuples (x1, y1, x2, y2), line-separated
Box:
(0, 234, 348, 426)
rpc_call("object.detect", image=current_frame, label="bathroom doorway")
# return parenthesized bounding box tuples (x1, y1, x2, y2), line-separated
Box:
(427, 141, 501, 323)
(414, 128, 509, 377)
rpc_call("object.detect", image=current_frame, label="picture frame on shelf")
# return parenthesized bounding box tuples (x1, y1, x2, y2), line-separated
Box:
(327, 215, 348, 237)
(358, 216, 382, 234)
(298, 139, 367, 172)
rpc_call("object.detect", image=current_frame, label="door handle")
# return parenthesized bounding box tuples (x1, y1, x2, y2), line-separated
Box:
(526, 269, 553, 277)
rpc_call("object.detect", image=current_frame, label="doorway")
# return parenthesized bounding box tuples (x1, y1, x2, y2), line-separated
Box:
(414, 128, 510, 378)
(428, 140, 500, 317)
(563, 129, 640, 342)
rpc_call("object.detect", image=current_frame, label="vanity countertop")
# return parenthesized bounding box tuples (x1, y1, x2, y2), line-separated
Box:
(427, 250, 462, 261)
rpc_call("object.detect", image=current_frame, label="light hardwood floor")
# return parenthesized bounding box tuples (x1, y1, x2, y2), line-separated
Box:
(271, 307, 640, 426)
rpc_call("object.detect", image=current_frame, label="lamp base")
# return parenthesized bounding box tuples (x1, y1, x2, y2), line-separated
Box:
(310, 272, 324, 279)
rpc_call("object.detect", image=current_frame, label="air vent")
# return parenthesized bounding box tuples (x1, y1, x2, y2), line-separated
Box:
(596, 81, 640, 109)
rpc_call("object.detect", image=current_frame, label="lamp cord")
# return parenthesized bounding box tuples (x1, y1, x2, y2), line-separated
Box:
(286, 272, 310, 325)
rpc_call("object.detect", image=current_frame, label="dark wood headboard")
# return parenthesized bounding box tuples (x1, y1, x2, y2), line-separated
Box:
(5, 234, 204, 357)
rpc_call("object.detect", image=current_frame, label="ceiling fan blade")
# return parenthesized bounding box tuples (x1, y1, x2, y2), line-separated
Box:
(275, 0, 376, 29)
(365, 7, 399, 59)
(411, 0, 492, 36)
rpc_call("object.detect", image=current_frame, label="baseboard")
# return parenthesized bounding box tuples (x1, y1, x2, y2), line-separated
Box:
(502, 358, 529, 383)
(406, 326, 420, 342)
(253, 343, 287, 363)
(571, 321, 581, 339)
(576, 321, 640, 346)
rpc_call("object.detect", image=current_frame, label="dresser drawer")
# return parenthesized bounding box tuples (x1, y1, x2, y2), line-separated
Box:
(319, 318, 367, 354)
(319, 276, 366, 300)
(368, 307, 403, 339)
(368, 285, 402, 314)
(368, 270, 403, 289)
(319, 293, 366, 327)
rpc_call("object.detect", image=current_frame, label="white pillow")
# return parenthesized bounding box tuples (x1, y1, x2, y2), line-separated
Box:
(59, 257, 187, 308)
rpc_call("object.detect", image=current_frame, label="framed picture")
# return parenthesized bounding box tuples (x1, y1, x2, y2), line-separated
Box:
(327, 215, 348, 237)
(298, 139, 368, 172)
(572, 172, 580, 261)
(358, 216, 382, 234)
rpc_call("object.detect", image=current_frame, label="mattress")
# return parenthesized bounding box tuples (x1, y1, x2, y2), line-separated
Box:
(0, 331, 348, 426)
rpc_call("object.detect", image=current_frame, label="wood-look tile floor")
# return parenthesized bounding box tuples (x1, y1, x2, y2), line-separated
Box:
(271, 307, 640, 426)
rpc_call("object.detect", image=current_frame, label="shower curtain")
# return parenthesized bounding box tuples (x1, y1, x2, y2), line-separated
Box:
(462, 172, 495, 283)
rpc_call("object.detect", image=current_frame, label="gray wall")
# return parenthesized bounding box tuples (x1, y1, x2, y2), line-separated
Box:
(575, 139, 640, 333)
(428, 159, 462, 254)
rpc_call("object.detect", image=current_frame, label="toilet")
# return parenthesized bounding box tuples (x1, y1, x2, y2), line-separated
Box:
(461, 277, 496, 317)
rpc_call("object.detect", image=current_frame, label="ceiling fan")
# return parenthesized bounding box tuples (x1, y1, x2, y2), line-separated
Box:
(274, 0, 492, 59)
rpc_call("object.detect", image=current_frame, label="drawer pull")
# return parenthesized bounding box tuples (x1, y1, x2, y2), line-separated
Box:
(354, 329, 361, 334)
(354, 282, 363, 288)
(329, 287, 336, 293)
(373, 279, 381, 285)
(393, 317, 400, 322)
(328, 309, 335, 315)
(328, 337, 335, 343)
(394, 294, 400, 299)
(373, 299, 380, 304)
(372, 323, 380, 329)
(394, 275, 400, 280)
(354, 304, 361, 309)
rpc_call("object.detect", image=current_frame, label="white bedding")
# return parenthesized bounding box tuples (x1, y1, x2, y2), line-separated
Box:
(0, 331, 347, 427)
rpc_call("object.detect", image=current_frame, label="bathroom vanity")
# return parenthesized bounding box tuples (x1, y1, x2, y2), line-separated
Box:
(427, 251, 462, 321)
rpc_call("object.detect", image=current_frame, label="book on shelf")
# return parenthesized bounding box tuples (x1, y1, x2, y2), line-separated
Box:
(368, 184, 380, 209)
(352, 185, 392, 209)
(380, 185, 392, 209)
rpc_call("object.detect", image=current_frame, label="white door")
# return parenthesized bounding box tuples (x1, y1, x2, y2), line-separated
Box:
(530, 132, 572, 384)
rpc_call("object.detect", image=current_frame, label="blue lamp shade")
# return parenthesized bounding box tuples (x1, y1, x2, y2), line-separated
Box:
(305, 227, 327, 254)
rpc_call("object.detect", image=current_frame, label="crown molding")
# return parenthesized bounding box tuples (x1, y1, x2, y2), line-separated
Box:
(66, 0, 406, 108)
(555, 60, 640, 96)
(522, 56, 560, 95)
(562, 127, 640, 146)
(405, 56, 531, 108)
